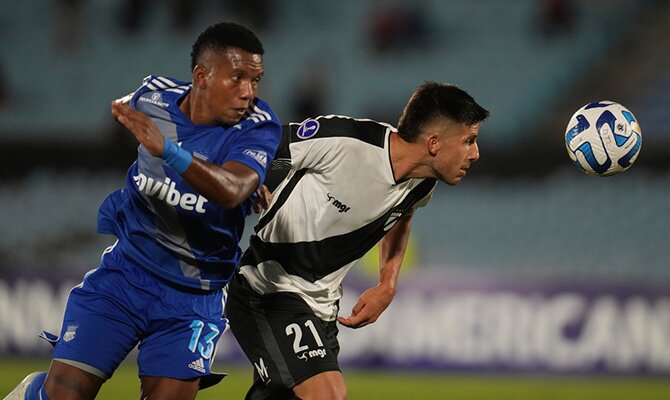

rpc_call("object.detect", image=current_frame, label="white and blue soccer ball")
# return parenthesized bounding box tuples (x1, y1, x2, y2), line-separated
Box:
(565, 101, 642, 176)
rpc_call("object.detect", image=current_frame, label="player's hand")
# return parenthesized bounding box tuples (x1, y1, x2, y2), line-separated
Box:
(337, 284, 395, 329)
(111, 101, 165, 157)
(253, 184, 272, 214)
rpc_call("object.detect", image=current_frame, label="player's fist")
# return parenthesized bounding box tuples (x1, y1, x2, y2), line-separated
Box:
(253, 185, 273, 214)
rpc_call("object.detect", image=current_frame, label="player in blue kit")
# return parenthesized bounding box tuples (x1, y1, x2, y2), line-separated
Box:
(4, 22, 281, 400)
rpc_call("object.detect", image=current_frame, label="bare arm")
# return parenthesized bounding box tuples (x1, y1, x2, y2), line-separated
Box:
(111, 101, 259, 209)
(182, 159, 259, 209)
(337, 212, 414, 329)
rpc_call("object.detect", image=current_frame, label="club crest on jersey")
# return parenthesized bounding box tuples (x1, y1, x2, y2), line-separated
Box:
(296, 119, 320, 139)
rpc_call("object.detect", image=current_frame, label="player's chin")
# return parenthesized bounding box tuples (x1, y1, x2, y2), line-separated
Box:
(231, 108, 248, 121)
(217, 110, 244, 125)
(445, 178, 460, 186)
(219, 116, 240, 126)
(441, 173, 464, 186)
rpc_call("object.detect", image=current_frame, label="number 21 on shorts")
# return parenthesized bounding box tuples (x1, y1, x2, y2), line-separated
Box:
(285, 320, 323, 352)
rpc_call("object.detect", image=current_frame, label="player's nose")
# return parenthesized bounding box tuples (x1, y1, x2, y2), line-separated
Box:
(470, 142, 480, 162)
(239, 80, 254, 100)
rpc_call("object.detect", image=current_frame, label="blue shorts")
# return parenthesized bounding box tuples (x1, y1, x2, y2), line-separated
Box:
(52, 245, 227, 380)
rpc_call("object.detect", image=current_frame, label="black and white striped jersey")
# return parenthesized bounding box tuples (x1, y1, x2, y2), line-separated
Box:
(239, 115, 437, 320)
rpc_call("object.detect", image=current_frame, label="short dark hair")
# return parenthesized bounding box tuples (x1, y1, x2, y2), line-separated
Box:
(397, 82, 489, 142)
(190, 22, 264, 70)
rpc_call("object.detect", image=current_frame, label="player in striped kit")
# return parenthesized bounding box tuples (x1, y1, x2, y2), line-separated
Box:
(225, 82, 489, 399)
(5, 22, 281, 400)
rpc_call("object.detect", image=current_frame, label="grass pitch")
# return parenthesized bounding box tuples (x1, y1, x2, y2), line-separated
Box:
(1, 358, 669, 399)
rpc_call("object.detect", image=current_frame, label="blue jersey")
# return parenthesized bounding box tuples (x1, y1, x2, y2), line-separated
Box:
(97, 75, 281, 291)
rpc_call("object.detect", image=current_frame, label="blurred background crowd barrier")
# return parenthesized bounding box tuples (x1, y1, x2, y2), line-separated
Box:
(1, 0, 669, 374)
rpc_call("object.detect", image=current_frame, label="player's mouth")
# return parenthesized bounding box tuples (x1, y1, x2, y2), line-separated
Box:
(232, 108, 247, 118)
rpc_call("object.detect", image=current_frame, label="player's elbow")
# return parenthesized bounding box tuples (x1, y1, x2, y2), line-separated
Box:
(217, 184, 257, 209)
(209, 173, 259, 210)
(213, 193, 246, 210)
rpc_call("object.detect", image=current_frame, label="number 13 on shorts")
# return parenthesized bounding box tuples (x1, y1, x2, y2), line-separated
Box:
(189, 319, 221, 359)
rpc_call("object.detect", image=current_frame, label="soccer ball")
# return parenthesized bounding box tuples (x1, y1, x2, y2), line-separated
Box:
(565, 101, 642, 176)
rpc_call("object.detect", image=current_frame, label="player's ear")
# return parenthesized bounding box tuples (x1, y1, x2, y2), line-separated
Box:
(192, 65, 207, 89)
(426, 133, 440, 156)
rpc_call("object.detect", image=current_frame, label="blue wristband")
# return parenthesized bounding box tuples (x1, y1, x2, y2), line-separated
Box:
(161, 140, 193, 174)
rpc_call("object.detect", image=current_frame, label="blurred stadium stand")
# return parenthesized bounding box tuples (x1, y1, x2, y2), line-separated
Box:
(0, 0, 668, 282)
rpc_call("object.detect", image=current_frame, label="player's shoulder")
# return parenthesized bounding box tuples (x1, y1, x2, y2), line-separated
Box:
(139, 75, 190, 93)
(126, 75, 191, 112)
(231, 97, 282, 140)
(287, 114, 393, 148)
(116, 75, 184, 103)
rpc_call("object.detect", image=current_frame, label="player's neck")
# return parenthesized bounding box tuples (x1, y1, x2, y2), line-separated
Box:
(389, 131, 430, 182)
(179, 93, 194, 122)
(179, 92, 214, 126)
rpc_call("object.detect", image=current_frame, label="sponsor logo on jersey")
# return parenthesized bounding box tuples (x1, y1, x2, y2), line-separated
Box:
(326, 193, 350, 213)
(63, 325, 78, 342)
(133, 173, 208, 213)
(243, 149, 268, 168)
(297, 348, 327, 361)
(138, 92, 169, 108)
(188, 358, 206, 373)
(296, 119, 320, 139)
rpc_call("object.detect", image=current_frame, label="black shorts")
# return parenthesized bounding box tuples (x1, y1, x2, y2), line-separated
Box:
(225, 272, 341, 398)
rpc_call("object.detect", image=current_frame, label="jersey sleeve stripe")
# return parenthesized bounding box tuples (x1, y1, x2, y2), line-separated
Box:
(165, 88, 186, 94)
(247, 112, 268, 123)
(157, 76, 179, 87)
(253, 106, 272, 121)
(150, 79, 168, 89)
(115, 92, 135, 104)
